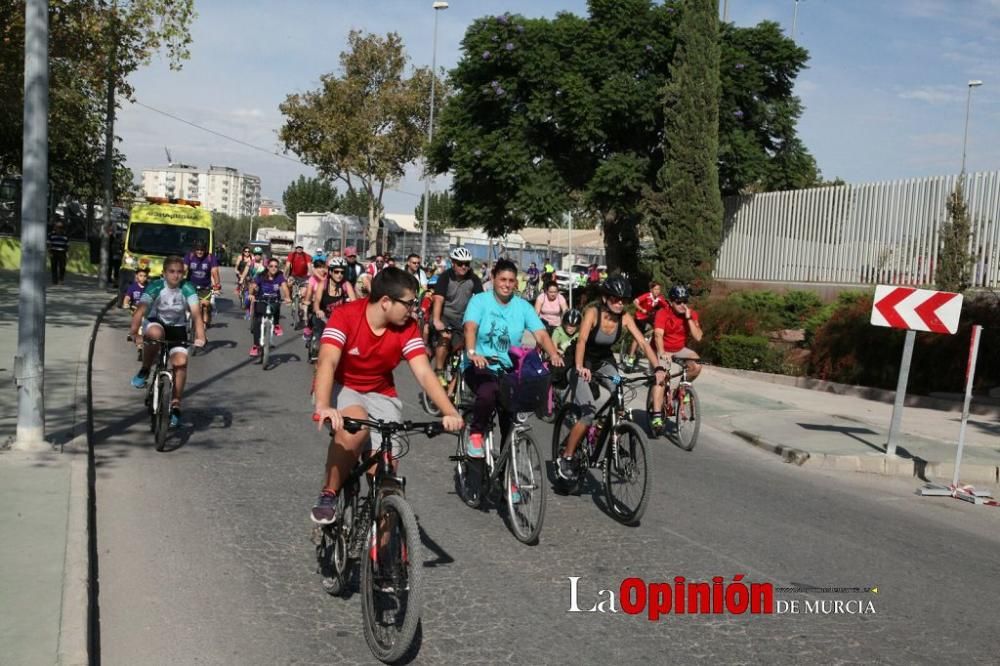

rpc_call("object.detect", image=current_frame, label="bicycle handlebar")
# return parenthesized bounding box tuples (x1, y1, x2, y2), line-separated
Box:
(315, 414, 445, 439)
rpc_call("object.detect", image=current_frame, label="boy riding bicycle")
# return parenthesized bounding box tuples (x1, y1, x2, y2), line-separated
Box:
(311, 267, 463, 525)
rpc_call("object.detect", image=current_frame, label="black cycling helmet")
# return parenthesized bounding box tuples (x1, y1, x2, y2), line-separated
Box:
(562, 308, 582, 326)
(600, 275, 632, 299)
(668, 284, 689, 303)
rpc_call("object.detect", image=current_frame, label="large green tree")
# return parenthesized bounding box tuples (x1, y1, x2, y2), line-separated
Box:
(431, 1, 815, 275)
(644, 0, 723, 290)
(279, 31, 441, 248)
(0, 1, 194, 207)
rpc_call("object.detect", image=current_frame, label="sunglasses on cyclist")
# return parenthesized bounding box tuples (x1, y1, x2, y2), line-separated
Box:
(453, 261, 471, 267)
(606, 295, 625, 304)
(331, 269, 344, 275)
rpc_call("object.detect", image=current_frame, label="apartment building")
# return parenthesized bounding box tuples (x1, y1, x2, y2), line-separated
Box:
(141, 164, 262, 217)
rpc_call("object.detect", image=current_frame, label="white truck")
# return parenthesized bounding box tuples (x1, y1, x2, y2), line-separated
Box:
(255, 227, 295, 261)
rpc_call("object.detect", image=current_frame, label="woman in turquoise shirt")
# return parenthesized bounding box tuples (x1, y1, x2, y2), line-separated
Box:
(463, 259, 565, 457)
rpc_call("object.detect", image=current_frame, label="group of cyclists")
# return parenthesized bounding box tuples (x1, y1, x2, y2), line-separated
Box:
(120, 241, 703, 525)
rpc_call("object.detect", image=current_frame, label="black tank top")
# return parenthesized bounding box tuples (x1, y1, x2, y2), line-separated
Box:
(320, 277, 350, 313)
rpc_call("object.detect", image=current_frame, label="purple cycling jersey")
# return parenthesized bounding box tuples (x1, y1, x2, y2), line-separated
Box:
(254, 272, 286, 298)
(184, 252, 219, 288)
(126, 281, 145, 304)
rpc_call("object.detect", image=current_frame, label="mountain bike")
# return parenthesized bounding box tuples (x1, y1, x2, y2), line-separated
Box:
(450, 365, 548, 544)
(551, 371, 653, 525)
(617, 325, 655, 373)
(313, 417, 444, 664)
(646, 357, 701, 451)
(289, 276, 307, 330)
(420, 327, 470, 416)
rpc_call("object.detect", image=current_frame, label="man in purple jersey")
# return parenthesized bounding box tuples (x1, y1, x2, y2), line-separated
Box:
(183, 240, 221, 327)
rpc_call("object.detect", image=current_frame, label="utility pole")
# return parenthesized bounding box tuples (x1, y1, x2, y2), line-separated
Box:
(14, 0, 49, 451)
(99, 0, 118, 290)
(419, 1, 448, 262)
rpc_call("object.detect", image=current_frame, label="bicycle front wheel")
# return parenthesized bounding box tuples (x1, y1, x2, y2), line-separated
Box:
(155, 374, 172, 451)
(261, 319, 272, 368)
(672, 384, 701, 451)
(504, 432, 546, 545)
(603, 422, 651, 525)
(361, 493, 423, 664)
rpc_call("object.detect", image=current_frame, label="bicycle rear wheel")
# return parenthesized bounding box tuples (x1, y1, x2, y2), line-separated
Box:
(504, 432, 546, 544)
(602, 422, 651, 525)
(419, 390, 442, 417)
(261, 319, 273, 368)
(550, 404, 583, 493)
(361, 493, 423, 664)
(671, 384, 701, 451)
(155, 374, 172, 451)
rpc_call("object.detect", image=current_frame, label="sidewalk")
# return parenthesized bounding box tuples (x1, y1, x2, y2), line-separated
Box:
(0, 269, 113, 665)
(696, 365, 1000, 486)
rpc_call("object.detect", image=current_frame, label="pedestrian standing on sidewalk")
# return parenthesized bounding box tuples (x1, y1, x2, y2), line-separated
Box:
(47, 221, 69, 285)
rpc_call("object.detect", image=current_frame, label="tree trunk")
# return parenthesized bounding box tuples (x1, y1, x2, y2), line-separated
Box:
(602, 209, 641, 279)
(366, 194, 377, 259)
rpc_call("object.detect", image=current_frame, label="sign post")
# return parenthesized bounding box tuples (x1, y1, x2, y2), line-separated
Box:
(952, 324, 983, 486)
(870, 285, 963, 457)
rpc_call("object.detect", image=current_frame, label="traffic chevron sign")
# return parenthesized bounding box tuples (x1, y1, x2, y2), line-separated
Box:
(870, 286, 963, 334)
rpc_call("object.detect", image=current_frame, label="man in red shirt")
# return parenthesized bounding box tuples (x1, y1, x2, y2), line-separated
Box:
(623, 281, 665, 371)
(310, 267, 463, 524)
(649, 285, 703, 433)
(284, 245, 312, 327)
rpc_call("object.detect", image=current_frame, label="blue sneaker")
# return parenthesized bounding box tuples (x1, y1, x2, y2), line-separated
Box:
(131, 369, 149, 389)
(169, 407, 182, 428)
(509, 483, 522, 504)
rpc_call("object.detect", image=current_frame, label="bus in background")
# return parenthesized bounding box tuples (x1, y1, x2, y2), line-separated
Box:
(118, 197, 213, 301)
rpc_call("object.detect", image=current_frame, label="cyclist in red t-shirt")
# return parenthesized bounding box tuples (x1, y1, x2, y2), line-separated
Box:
(284, 245, 313, 326)
(623, 281, 665, 371)
(310, 267, 463, 525)
(649, 285, 703, 433)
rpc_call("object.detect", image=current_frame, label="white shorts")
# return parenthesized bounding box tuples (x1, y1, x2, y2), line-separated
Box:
(332, 385, 403, 454)
(665, 347, 699, 386)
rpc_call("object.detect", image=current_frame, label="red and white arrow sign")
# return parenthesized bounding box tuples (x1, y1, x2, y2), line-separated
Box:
(870, 286, 963, 334)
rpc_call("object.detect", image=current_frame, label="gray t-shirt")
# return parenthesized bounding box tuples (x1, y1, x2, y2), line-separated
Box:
(432, 269, 484, 328)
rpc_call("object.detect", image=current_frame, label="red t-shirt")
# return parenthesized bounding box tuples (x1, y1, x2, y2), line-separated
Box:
(287, 252, 312, 278)
(653, 306, 699, 353)
(634, 292, 666, 322)
(320, 299, 425, 396)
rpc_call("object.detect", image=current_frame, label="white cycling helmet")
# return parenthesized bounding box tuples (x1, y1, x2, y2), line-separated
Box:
(449, 246, 473, 262)
(328, 256, 347, 268)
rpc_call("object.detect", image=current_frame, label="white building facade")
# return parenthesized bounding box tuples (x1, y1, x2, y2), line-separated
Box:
(141, 164, 261, 217)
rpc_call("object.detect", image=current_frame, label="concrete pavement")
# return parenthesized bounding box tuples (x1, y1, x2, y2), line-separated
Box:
(695, 366, 1000, 486)
(1, 269, 112, 665)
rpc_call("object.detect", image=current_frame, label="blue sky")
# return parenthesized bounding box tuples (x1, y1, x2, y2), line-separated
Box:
(117, 0, 1000, 214)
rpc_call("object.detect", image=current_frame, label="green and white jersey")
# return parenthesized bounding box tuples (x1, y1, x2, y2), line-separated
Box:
(140, 278, 198, 326)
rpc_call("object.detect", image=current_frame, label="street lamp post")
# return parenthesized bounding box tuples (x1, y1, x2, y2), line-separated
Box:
(961, 80, 983, 177)
(420, 1, 448, 263)
(792, 0, 804, 41)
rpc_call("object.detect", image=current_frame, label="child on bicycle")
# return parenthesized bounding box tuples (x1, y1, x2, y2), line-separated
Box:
(462, 259, 564, 458)
(552, 308, 582, 353)
(122, 266, 149, 310)
(310, 267, 463, 525)
(555, 276, 664, 481)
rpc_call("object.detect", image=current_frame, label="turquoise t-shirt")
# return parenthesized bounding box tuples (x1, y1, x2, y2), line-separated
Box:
(463, 291, 545, 371)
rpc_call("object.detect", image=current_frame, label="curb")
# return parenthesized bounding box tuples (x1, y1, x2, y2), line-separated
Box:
(58, 295, 114, 665)
(707, 366, 1000, 418)
(731, 429, 1000, 485)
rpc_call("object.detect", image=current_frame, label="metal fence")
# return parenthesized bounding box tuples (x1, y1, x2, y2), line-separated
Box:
(714, 171, 1000, 288)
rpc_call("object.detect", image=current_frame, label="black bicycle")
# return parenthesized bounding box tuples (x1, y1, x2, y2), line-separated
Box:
(450, 364, 548, 544)
(551, 371, 653, 525)
(132, 336, 191, 451)
(420, 326, 471, 416)
(313, 417, 445, 664)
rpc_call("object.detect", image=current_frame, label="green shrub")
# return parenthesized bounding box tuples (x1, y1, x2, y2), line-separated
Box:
(715, 334, 785, 373)
(781, 290, 824, 328)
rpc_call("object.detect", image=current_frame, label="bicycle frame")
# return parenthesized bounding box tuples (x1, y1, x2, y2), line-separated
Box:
(578, 373, 648, 468)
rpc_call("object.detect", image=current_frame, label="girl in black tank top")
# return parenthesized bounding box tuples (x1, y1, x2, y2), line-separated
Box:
(319, 272, 356, 314)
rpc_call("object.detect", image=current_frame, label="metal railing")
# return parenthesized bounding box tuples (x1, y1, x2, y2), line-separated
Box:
(714, 171, 1000, 288)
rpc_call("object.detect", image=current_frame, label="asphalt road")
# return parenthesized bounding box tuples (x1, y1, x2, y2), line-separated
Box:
(92, 275, 1000, 665)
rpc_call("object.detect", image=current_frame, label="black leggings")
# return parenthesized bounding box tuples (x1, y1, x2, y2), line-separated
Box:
(251, 301, 281, 342)
(50, 252, 67, 284)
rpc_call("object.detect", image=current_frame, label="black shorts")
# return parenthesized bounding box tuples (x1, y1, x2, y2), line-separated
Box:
(635, 318, 651, 334)
(144, 318, 190, 352)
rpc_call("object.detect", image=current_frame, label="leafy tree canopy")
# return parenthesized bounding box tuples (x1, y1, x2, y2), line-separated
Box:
(279, 31, 443, 245)
(431, 1, 816, 271)
(414, 190, 453, 233)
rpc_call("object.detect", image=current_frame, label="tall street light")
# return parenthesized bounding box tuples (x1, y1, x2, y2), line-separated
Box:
(420, 1, 448, 263)
(792, 0, 805, 41)
(961, 80, 983, 176)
